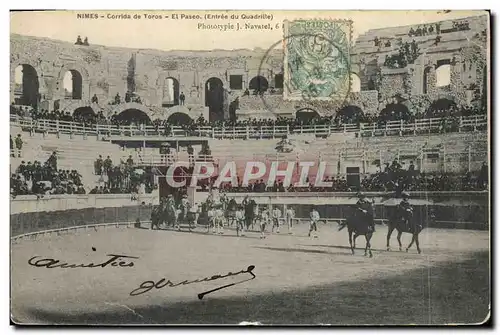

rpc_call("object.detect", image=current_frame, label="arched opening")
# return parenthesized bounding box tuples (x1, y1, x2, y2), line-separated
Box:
(205, 77, 225, 122)
(167, 112, 193, 126)
(63, 70, 83, 99)
(14, 64, 39, 108)
(162, 77, 180, 107)
(295, 108, 320, 124)
(423, 67, 432, 94)
(73, 106, 96, 122)
(350, 73, 361, 93)
(116, 108, 151, 125)
(336, 105, 364, 123)
(379, 103, 411, 122)
(426, 98, 457, 118)
(435, 64, 451, 87)
(249, 76, 269, 94)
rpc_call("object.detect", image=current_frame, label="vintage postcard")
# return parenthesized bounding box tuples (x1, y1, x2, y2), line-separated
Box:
(10, 10, 490, 325)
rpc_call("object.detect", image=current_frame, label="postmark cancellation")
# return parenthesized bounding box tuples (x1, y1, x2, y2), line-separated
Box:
(283, 19, 352, 105)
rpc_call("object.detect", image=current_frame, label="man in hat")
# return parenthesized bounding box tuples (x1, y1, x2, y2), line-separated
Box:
(356, 192, 375, 232)
(180, 194, 191, 223)
(15, 134, 23, 158)
(398, 191, 413, 231)
(309, 206, 320, 238)
(259, 206, 270, 239)
(271, 205, 282, 234)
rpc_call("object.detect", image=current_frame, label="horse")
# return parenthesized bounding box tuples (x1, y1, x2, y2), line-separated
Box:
(150, 204, 163, 230)
(243, 199, 258, 230)
(339, 210, 375, 257)
(201, 200, 225, 234)
(386, 206, 431, 254)
(163, 201, 179, 229)
(225, 198, 239, 227)
(207, 206, 225, 234)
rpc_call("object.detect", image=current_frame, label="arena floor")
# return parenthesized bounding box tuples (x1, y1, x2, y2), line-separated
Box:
(11, 223, 490, 325)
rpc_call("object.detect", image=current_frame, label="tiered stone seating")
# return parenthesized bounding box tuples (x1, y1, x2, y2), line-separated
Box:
(10, 126, 129, 190)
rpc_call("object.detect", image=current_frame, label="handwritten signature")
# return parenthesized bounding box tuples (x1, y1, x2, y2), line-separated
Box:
(130, 265, 256, 299)
(28, 248, 138, 269)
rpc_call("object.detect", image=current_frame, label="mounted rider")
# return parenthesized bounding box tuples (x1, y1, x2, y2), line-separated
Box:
(220, 190, 229, 207)
(356, 192, 375, 232)
(397, 191, 414, 231)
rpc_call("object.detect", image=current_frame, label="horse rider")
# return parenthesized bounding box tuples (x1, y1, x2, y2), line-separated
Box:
(308, 206, 320, 238)
(356, 192, 375, 232)
(220, 191, 229, 207)
(242, 195, 250, 206)
(397, 191, 414, 232)
(285, 206, 295, 234)
(271, 205, 282, 233)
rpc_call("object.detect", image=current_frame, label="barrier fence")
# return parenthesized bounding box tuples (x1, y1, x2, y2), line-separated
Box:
(10, 114, 488, 140)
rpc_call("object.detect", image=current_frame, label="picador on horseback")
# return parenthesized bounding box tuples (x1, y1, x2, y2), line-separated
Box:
(397, 192, 414, 232)
(355, 192, 375, 233)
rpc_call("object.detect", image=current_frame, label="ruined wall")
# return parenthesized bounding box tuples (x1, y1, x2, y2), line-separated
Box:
(11, 14, 488, 121)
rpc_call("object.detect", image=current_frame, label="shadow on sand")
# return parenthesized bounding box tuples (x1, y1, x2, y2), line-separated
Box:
(19, 251, 489, 325)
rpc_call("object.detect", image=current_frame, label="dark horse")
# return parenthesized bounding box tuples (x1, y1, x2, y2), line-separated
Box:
(244, 199, 257, 230)
(150, 204, 164, 230)
(339, 210, 375, 257)
(386, 206, 431, 254)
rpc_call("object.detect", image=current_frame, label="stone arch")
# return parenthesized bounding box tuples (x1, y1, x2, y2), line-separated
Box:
(295, 108, 320, 123)
(12, 64, 40, 108)
(336, 105, 364, 123)
(249, 75, 269, 93)
(166, 112, 193, 125)
(115, 108, 152, 125)
(63, 69, 83, 99)
(162, 77, 180, 107)
(205, 77, 225, 122)
(110, 102, 153, 120)
(10, 56, 47, 101)
(435, 61, 451, 87)
(379, 103, 411, 122)
(426, 98, 457, 118)
(56, 63, 90, 101)
(73, 106, 96, 121)
(350, 73, 361, 93)
(60, 100, 98, 114)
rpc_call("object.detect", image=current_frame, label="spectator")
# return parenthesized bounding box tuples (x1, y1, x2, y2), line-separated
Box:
(95, 155, 103, 175)
(15, 134, 23, 158)
(104, 156, 113, 175)
(47, 151, 57, 171)
(478, 162, 488, 189)
(10, 135, 14, 157)
(179, 92, 185, 105)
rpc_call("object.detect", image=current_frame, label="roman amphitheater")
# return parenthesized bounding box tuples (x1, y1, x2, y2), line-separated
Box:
(10, 14, 490, 325)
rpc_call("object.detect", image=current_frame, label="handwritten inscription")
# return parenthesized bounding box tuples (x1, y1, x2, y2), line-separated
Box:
(28, 252, 138, 269)
(130, 265, 256, 299)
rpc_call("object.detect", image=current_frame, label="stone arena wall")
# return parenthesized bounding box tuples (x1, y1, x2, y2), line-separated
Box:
(10, 192, 489, 237)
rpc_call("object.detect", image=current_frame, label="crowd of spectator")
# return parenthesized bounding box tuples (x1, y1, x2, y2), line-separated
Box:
(11, 152, 86, 197)
(173, 159, 488, 195)
(11, 99, 487, 137)
(91, 155, 155, 194)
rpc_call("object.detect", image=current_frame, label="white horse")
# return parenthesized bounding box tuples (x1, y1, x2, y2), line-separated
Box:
(207, 208, 225, 235)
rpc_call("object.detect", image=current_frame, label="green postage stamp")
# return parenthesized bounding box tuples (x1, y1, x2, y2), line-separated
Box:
(283, 19, 352, 102)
